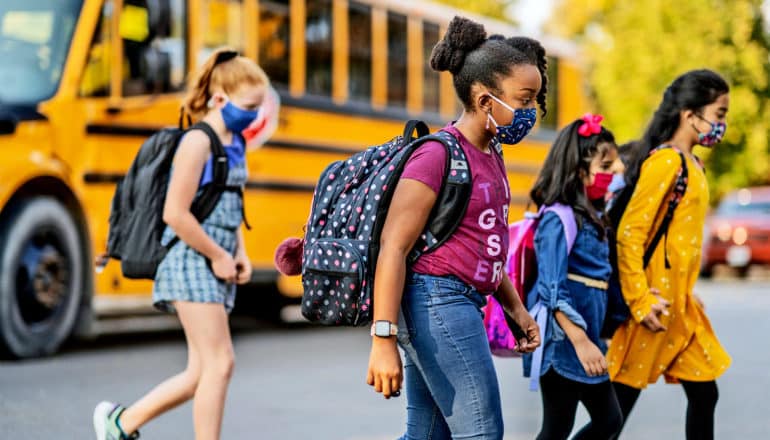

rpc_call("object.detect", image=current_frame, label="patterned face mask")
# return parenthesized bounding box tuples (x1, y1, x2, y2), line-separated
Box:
(692, 115, 726, 147)
(486, 94, 537, 145)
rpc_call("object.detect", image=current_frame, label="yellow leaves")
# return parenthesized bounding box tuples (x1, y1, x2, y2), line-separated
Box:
(432, 0, 515, 22)
(547, 0, 616, 37)
(551, 0, 770, 201)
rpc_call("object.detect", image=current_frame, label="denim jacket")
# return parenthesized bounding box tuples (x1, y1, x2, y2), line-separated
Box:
(523, 211, 612, 384)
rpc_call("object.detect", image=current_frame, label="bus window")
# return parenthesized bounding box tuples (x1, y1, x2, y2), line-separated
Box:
(348, 2, 371, 103)
(120, 0, 186, 96)
(80, 1, 112, 97)
(387, 12, 407, 108)
(422, 21, 440, 114)
(0, 0, 81, 105)
(258, 0, 289, 89)
(541, 56, 559, 130)
(199, 0, 243, 63)
(306, 0, 333, 97)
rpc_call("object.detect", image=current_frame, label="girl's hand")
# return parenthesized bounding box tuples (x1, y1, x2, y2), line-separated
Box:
(641, 288, 670, 332)
(512, 303, 541, 353)
(366, 337, 403, 399)
(574, 338, 608, 376)
(234, 251, 252, 285)
(212, 251, 238, 283)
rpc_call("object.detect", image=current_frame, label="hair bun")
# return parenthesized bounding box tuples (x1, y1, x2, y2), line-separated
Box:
(430, 16, 486, 74)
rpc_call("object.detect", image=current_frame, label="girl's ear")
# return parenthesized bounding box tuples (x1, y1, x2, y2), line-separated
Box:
(681, 108, 695, 125)
(207, 92, 227, 109)
(474, 85, 493, 114)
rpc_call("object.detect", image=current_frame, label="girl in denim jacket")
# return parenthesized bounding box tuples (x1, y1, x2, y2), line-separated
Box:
(524, 115, 623, 440)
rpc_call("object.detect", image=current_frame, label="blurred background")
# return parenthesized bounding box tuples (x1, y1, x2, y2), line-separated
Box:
(0, 0, 769, 438)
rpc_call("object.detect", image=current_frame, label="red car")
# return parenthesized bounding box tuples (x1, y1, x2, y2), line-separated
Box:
(702, 187, 770, 277)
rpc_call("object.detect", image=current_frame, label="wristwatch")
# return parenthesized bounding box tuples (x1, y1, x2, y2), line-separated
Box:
(370, 320, 399, 338)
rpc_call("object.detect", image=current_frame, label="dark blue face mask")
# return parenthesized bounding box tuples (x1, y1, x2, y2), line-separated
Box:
(486, 94, 537, 145)
(221, 100, 260, 134)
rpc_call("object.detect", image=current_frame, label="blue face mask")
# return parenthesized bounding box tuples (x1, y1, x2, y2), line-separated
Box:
(221, 100, 259, 134)
(608, 173, 626, 194)
(487, 94, 537, 145)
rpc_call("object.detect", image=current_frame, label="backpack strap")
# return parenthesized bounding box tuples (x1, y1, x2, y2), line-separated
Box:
(402, 120, 431, 143)
(407, 128, 472, 263)
(165, 122, 234, 250)
(526, 203, 577, 392)
(188, 121, 230, 218)
(541, 203, 578, 253)
(642, 145, 688, 269)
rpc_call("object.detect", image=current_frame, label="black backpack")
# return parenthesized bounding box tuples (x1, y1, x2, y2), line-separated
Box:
(301, 120, 476, 326)
(106, 120, 229, 279)
(601, 145, 690, 337)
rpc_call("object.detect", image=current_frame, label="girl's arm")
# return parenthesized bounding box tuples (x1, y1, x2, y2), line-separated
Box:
(495, 273, 540, 352)
(162, 130, 237, 282)
(366, 179, 436, 399)
(616, 149, 680, 325)
(535, 213, 606, 375)
(554, 311, 607, 376)
(234, 227, 252, 285)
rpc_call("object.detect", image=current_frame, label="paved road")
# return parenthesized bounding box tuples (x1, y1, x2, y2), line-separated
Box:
(1, 280, 769, 439)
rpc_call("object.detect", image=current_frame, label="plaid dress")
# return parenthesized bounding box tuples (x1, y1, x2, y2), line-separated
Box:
(153, 143, 248, 314)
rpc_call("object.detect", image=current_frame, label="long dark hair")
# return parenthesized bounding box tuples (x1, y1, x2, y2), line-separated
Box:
(430, 17, 546, 114)
(607, 70, 729, 228)
(530, 119, 616, 236)
(625, 69, 729, 186)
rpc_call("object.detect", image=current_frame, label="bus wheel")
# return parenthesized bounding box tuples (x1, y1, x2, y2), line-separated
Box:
(0, 198, 84, 359)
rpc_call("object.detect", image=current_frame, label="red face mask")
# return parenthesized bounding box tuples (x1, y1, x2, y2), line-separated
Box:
(586, 172, 613, 201)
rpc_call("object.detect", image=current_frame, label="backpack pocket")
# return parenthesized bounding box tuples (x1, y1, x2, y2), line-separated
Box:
(301, 239, 370, 325)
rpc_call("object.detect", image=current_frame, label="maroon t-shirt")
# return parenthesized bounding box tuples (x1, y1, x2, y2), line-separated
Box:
(401, 124, 511, 293)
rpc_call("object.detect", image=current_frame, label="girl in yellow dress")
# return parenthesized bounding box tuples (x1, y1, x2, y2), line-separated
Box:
(605, 70, 732, 439)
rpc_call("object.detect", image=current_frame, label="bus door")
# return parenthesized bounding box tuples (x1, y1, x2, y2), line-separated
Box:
(75, 0, 191, 299)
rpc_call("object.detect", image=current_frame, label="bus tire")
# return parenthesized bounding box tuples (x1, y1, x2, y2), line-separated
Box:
(0, 198, 84, 359)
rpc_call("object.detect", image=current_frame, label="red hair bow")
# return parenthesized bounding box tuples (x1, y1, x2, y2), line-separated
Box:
(578, 113, 604, 137)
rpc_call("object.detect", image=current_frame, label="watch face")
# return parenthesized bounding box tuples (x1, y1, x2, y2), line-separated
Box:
(375, 321, 390, 336)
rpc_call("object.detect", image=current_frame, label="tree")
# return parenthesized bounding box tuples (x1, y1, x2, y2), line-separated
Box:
(548, 0, 770, 201)
(433, 0, 517, 23)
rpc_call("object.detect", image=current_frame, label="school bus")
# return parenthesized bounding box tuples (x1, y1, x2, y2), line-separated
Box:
(0, 0, 586, 358)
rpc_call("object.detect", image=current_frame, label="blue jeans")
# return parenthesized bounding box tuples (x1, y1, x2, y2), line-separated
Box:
(397, 273, 504, 440)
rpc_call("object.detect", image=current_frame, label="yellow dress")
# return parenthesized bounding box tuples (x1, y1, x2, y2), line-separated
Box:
(607, 148, 731, 389)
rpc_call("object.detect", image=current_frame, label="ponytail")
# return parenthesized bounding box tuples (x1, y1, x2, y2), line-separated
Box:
(184, 47, 270, 120)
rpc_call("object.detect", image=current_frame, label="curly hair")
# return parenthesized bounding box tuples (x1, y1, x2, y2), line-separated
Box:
(430, 17, 546, 112)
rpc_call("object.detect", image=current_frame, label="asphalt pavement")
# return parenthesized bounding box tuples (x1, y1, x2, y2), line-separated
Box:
(1, 279, 768, 439)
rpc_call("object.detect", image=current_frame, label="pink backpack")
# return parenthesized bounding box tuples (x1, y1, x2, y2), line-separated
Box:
(483, 204, 577, 357)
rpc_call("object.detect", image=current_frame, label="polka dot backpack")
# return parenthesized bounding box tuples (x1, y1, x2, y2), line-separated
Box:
(301, 120, 472, 326)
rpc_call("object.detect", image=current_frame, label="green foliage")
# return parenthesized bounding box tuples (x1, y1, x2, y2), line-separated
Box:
(549, 0, 770, 202)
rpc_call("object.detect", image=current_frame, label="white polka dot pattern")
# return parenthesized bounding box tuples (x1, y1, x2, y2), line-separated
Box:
(300, 127, 471, 325)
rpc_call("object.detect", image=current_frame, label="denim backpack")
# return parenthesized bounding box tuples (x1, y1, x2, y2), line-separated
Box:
(301, 121, 474, 326)
(483, 204, 577, 357)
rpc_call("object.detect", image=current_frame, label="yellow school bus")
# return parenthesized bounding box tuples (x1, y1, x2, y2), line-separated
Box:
(0, 0, 586, 358)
